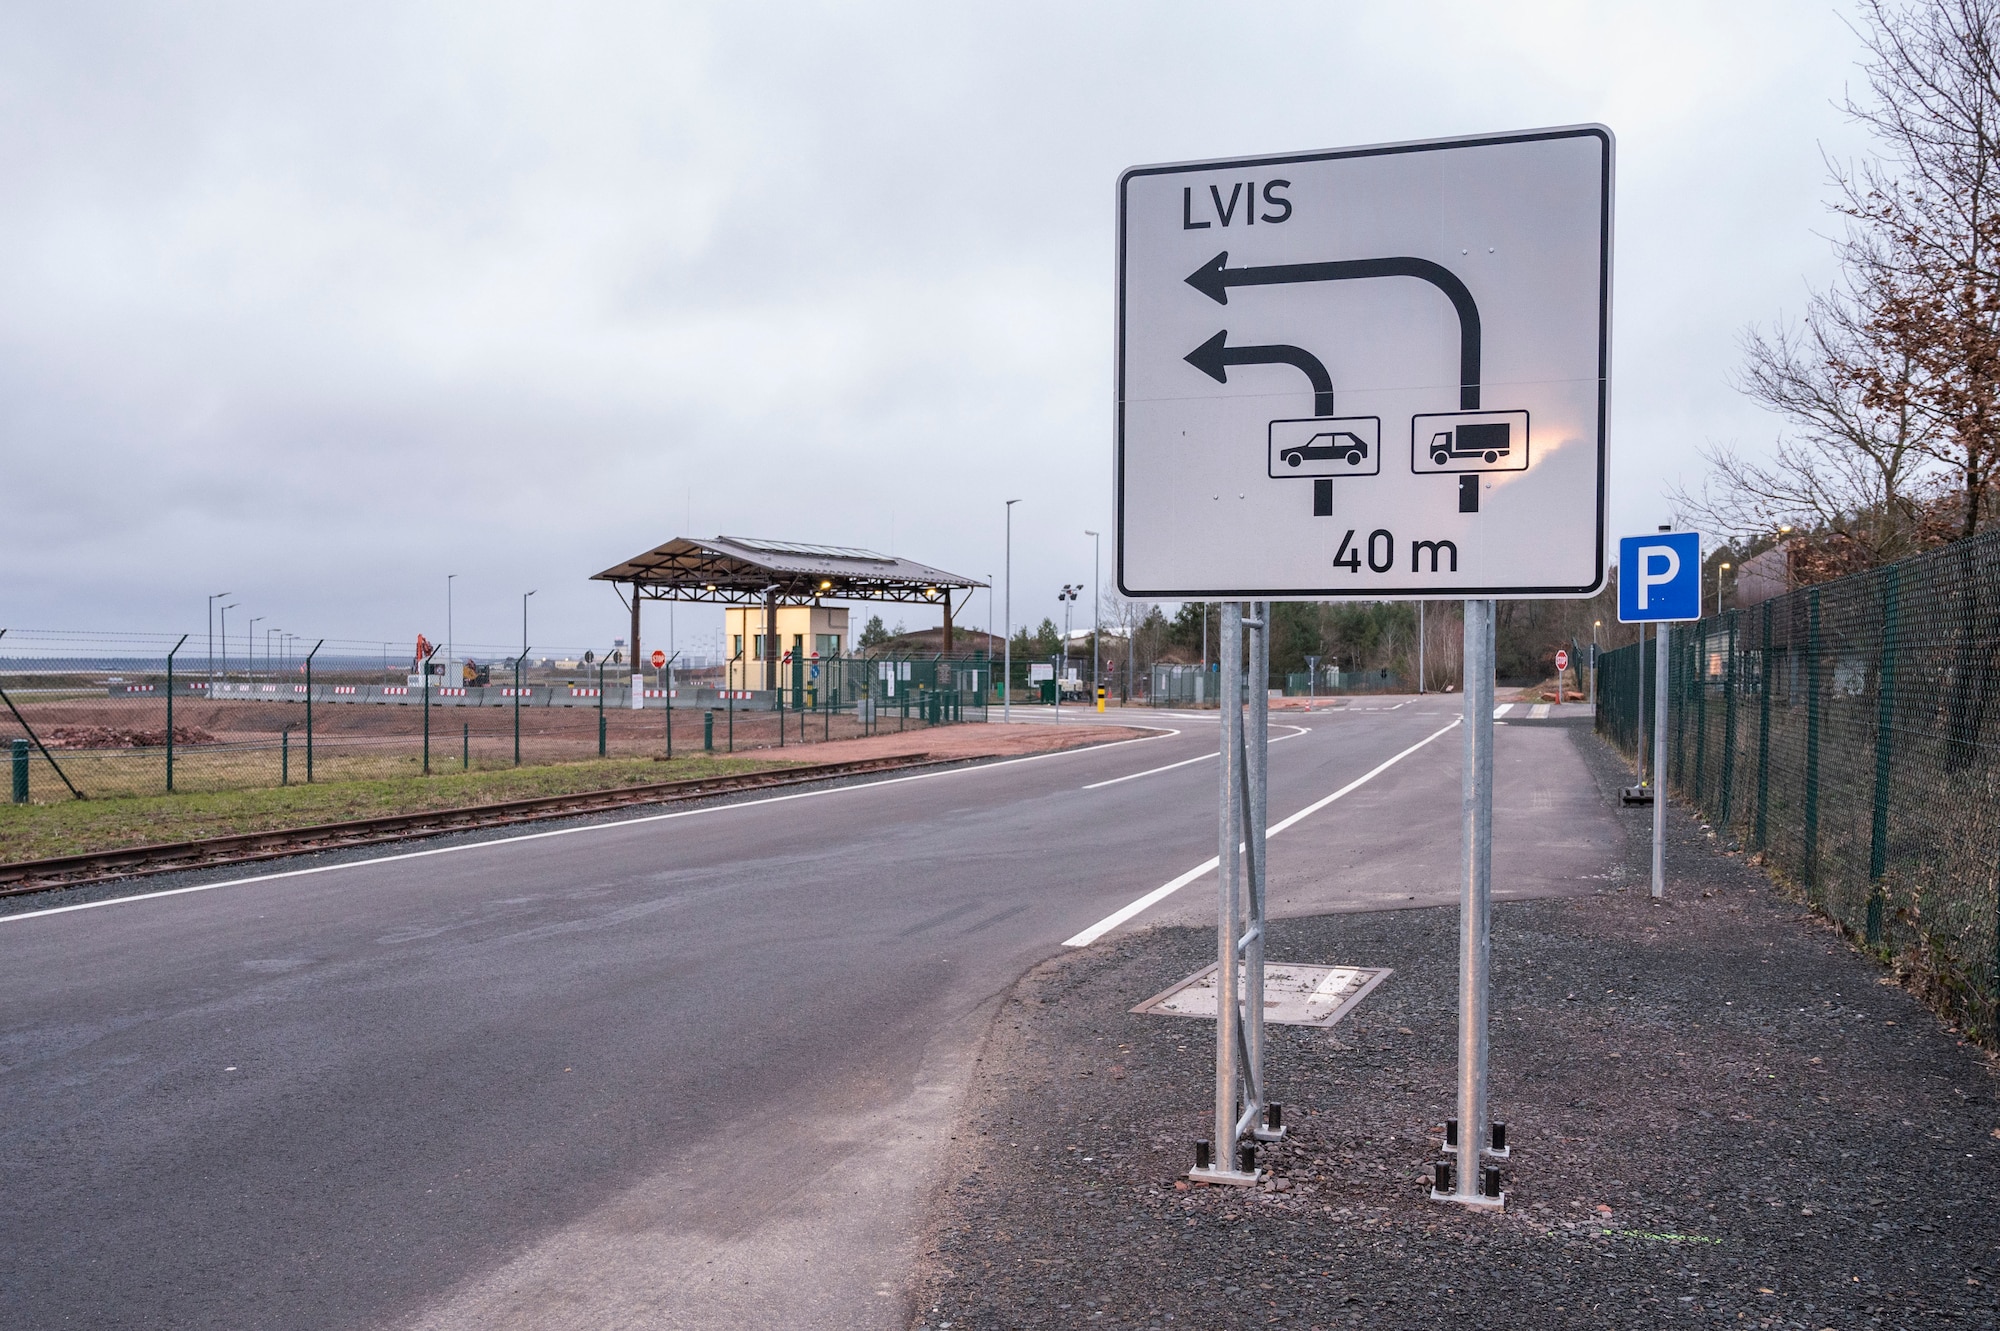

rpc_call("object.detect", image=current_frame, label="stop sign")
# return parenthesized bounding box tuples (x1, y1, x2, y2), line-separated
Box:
(1554, 649, 1569, 670)
(650, 650, 666, 669)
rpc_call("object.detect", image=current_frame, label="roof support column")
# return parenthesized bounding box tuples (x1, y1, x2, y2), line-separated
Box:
(629, 584, 644, 709)
(764, 589, 778, 693)
(943, 594, 954, 655)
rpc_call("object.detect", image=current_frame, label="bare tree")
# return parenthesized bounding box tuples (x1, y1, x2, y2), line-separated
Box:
(1839, 0, 2000, 539)
(1675, 301, 1939, 563)
(1686, 1, 2000, 565)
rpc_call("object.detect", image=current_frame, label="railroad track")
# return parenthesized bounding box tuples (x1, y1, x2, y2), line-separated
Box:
(0, 753, 942, 899)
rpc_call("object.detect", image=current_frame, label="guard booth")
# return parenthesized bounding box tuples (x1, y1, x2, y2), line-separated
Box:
(590, 535, 987, 706)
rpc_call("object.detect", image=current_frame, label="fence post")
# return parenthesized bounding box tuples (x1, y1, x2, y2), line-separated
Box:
(282, 728, 290, 786)
(463, 721, 469, 770)
(1803, 592, 1821, 897)
(165, 633, 187, 794)
(1755, 600, 1772, 849)
(704, 708, 714, 752)
(1694, 619, 1709, 805)
(513, 655, 523, 766)
(305, 639, 323, 783)
(1719, 611, 1738, 830)
(11, 739, 26, 804)
(1867, 569, 1901, 945)
(598, 658, 607, 758)
(423, 662, 432, 775)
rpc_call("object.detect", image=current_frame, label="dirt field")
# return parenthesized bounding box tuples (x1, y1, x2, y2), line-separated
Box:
(5, 694, 1066, 800)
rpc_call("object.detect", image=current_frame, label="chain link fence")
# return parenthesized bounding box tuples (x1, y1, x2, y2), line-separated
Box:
(1596, 531, 2000, 1044)
(0, 631, 987, 805)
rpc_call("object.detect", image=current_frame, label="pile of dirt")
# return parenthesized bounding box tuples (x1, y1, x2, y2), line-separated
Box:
(40, 725, 219, 750)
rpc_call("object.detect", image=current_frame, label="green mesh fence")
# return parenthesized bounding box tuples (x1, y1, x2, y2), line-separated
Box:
(1597, 532, 2000, 1043)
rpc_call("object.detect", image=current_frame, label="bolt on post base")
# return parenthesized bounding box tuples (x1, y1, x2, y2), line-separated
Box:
(1188, 1166, 1261, 1187)
(1251, 1101, 1287, 1143)
(1429, 1160, 1506, 1209)
(1443, 1119, 1510, 1160)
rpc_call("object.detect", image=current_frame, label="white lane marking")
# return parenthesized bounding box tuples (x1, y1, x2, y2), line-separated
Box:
(1493, 703, 1514, 718)
(1081, 724, 1309, 790)
(0, 729, 1183, 928)
(1062, 717, 1462, 948)
(1529, 703, 1551, 719)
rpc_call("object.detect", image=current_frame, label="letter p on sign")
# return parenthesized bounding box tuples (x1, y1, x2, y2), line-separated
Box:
(1617, 531, 1701, 623)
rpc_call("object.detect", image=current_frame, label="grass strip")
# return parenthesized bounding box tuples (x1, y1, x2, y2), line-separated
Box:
(0, 754, 794, 864)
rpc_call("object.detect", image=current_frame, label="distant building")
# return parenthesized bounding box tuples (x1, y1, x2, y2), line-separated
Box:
(1734, 546, 1790, 607)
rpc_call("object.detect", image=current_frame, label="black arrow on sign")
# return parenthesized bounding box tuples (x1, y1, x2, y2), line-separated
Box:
(1184, 330, 1334, 416)
(1186, 251, 1482, 410)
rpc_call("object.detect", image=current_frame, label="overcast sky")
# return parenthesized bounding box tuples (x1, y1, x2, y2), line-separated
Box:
(1, 2, 1873, 657)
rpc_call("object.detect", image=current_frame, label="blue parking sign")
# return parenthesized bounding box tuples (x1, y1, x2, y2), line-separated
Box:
(1617, 532, 1702, 622)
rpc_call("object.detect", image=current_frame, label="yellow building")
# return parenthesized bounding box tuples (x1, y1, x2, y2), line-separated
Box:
(723, 604, 850, 691)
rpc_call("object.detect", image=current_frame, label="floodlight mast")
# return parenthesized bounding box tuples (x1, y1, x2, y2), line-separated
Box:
(1003, 500, 1020, 723)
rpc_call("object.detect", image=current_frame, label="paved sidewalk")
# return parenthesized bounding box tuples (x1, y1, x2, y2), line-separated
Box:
(909, 730, 2000, 1329)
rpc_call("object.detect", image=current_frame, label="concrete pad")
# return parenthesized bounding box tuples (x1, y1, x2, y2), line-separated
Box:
(1131, 961, 1391, 1027)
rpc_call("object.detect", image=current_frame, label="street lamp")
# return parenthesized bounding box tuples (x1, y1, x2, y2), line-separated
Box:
(447, 573, 458, 686)
(1591, 619, 1601, 705)
(1714, 562, 1732, 616)
(248, 616, 263, 678)
(218, 603, 238, 682)
(207, 591, 232, 683)
(1084, 530, 1100, 704)
(1003, 499, 1020, 723)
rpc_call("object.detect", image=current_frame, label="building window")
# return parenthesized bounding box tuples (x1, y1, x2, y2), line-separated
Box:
(733, 634, 744, 660)
(815, 634, 839, 658)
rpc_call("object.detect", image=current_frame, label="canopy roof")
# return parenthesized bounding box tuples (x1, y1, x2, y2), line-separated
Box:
(592, 535, 987, 605)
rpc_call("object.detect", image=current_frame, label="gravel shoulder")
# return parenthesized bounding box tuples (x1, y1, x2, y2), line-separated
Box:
(909, 727, 2000, 1329)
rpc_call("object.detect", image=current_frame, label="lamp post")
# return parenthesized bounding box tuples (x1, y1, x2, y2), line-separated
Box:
(1591, 619, 1601, 705)
(447, 573, 458, 686)
(1305, 654, 1320, 709)
(218, 603, 237, 682)
(247, 617, 262, 679)
(1084, 529, 1100, 702)
(1714, 561, 1732, 617)
(207, 591, 232, 683)
(1003, 499, 1020, 723)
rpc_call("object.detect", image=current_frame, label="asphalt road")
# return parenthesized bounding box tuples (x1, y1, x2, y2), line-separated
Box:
(0, 701, 1620, 1329)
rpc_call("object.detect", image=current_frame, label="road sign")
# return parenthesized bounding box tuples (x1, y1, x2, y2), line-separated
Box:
(1116, 126, 1613, 599)
(650, 649, 666, 669)
(1616, 532, 1702, 622)
(1554, 649, 1569, 671)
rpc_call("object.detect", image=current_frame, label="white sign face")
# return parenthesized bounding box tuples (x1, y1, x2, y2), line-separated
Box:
(1116, 126, 1613, 599)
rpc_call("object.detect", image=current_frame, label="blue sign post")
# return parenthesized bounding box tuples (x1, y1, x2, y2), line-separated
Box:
(1617, 529, 1702, 900)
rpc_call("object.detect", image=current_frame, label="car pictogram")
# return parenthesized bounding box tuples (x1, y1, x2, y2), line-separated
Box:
(1281, 431, 1370, 467)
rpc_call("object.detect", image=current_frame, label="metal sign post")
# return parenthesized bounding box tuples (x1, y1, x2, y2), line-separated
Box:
(1116, 126, 1614, 1208)
(1653, 621, 1670, 898)
(1189, 601, 1281, 1186)
(1618, 528, 1702, 899)
(1445, 598, 1504, 1205)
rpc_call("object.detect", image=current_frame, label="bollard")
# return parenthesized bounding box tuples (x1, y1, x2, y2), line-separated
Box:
(704, 709, 714, 752)
(12, 738, 28, 804)
(598, 710, 607, 758)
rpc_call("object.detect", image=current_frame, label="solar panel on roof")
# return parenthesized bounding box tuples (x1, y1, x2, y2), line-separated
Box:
(724, 537, 896, 563)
